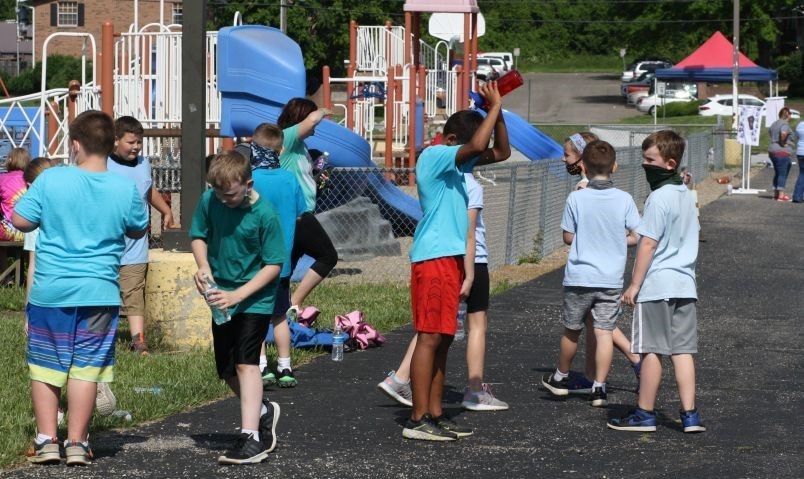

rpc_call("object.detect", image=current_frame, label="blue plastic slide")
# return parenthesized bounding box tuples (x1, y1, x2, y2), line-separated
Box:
(217, 25, 422, 233)
(501, 109, 564, 160)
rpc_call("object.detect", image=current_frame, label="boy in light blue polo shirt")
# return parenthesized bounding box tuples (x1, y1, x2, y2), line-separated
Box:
(541, 140, 639, 408)
(402, 82, 511, 442)
(609, 130, 705, 434)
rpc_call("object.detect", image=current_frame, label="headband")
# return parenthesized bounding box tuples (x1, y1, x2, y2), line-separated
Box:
(569, 133, 587, 154)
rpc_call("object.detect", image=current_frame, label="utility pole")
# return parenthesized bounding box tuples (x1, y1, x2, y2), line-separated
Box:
(280, 0, 288, 34)
(162, 0, 206, 251)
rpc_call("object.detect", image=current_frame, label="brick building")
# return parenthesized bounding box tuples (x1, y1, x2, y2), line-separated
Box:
(30, 0, 182, 62)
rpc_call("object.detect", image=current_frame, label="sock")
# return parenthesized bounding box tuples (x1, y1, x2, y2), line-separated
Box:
(35, 433, 53, 445)
(553, 369, 569, 382)
(277, 357, 291, 372)
(259, 355, 268, 371)
(261, 403, 268, 416)
(242, 428, 260, 442)
(592, 380, 606, 392)
(392, 373, 410, 384)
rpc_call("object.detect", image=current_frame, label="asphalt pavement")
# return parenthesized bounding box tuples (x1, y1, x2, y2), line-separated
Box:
(4, 167, 803, 478)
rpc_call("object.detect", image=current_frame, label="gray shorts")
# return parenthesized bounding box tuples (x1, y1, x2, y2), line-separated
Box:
(562, 287, 621, 331)
(631, 299, 698, 355)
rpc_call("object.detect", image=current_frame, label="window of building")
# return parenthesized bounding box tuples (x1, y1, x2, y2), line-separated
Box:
(57, 2, 79, 27)
(172, 4, 183, 25)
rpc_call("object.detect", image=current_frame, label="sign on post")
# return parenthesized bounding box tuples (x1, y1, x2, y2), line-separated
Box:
(513, 47, 520, 70)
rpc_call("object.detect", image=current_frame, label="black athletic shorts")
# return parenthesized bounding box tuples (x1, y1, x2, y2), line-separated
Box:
(212, 312, 271, 379)
(466, 263, 490, 314)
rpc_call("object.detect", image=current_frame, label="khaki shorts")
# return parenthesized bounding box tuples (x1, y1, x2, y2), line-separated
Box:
(119, 263, 148, 317)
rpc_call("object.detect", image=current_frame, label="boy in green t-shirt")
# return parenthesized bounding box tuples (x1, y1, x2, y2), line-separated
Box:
(190, 150, 286, 465)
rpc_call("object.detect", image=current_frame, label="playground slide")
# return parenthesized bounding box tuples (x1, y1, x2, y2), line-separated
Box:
(217, 25, 422, 231)
(501, 109, 565, 160)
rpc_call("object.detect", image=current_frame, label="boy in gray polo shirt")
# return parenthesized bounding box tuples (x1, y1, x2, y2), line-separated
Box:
(541, 140, 639, 407)
(609, 130, 706, 434)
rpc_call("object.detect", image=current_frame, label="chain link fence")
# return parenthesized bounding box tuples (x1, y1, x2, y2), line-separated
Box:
(146, 125, 725, 283)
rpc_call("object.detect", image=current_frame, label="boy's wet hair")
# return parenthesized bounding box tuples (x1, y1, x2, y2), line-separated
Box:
(253, 123, 284, 151)
(581, 140, 616, 177)
(277, 98, 318, 129)
(207, 150, 251, 189)
(114, 115, 145, 139)
(642, 130, 685, 168)
(443, 110, 484, 144)
(69, 110, 115, 156)
(23, 157, 55, 184)
(5, 147, 31, 172)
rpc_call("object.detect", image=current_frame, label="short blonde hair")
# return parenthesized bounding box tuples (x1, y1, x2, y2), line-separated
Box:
(252, 123, 284, 151)
(207, 150, 251, 189)
(6, 147, 31, 172)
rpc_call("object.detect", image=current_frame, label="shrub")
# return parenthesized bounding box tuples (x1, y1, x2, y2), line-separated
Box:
(656, 100, 704, 117)
(1, 55, 93, 96)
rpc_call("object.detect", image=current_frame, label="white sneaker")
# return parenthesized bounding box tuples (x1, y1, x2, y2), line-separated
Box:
(376, 370, 412, 407)
(462, 383, 509, 411)
(95, 382, 117, 416)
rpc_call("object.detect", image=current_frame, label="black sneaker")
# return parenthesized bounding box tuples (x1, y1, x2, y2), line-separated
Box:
(541, 373, 569, 396)
(434, 415, 473, 438)
(260, 366, 277, 387)
(259, 400, 280, 453)
(402, 414, 456, 441)
(589, 387, 608, 407)
(277, 369, 297, 388)
(218, 433, 268, 465)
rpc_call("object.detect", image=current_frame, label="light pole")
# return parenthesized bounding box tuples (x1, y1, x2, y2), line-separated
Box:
(731, 0, 739, 130)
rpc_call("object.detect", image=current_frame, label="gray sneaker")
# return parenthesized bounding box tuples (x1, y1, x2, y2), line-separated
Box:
(376, 370, 412, 407)
(402, 414, 456, 441)
(95, 382, 117, 416)
(462, 383, 509, 411)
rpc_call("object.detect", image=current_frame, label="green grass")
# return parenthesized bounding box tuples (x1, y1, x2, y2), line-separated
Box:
(0, 281, 411, 469)
(520, 54, 622, 73)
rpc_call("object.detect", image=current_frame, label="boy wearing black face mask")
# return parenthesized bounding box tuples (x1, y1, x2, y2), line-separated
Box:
(609, 130, 705, 434)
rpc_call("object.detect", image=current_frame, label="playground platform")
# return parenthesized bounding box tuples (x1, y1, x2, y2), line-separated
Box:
(4, 166, 803, 477)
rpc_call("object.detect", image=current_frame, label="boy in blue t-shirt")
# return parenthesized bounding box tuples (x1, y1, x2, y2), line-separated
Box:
(541, 140, 640, 407)
(402, 82, 511, 441)
(107, 116, 177, 355)
(13, 110, 149, 465)
(239, 123, 307, 388)
(609, 130, 705, 433)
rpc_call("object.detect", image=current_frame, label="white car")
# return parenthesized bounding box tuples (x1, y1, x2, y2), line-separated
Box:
(698, 94, 800, 119)
(479, 52, 514, 71)
(476, 57, 507, 75)
(636, 90, 693, 114)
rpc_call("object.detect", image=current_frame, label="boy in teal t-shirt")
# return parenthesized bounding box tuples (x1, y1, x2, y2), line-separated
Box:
(402, 82, 511, 442)
(13, 110, 149, 465)
(190, 150, 286, 465)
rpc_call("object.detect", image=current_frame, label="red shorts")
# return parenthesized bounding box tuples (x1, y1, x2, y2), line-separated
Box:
(410, 256, 464, 335)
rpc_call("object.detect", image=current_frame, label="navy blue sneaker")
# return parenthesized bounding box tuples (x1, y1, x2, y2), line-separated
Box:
(680, 409, 706, 433)
(567, 376, 593, 395)
(607, 407, 657, 432)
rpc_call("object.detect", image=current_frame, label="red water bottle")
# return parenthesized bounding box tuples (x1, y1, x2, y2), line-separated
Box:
(470, 69, 523, 110)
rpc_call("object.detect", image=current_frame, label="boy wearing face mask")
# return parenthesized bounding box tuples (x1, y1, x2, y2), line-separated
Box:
(609, 130, 705, 434)
(542, 140, 640, 408)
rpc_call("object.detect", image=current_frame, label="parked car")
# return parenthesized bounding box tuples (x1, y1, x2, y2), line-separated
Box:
(698, 94, 801, 119)
(636, 89, 693, 114)
(626, 89, 650, 107)
(621, 71, 655, 97)
(479, 52, 514, 71)
(621, 59, 672, 83)
(477, 57, 507, 74)
(476, 63, 500, 82)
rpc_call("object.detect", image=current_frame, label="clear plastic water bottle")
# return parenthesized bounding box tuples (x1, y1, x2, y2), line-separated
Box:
(111, 410, 133, 421)
(133, 387, 163, 394)
(332, 326, 345, 361)
(204, 276, 231, 325)
(455, 303, 467, 341)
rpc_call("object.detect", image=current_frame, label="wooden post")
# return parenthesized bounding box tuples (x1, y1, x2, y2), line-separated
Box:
(456, 65, 463, 112)
(408, 64, 417, 174)
(46, 101, 59, 156)
(347, 20, 357, 131)
(462, 13, 470, 110)
(471, 13, 478, 91)
(67, 80, 80, 123)
(101, 22, 114, 117)
(322, 65, 331, 111)
(404, 12, 411, 66)
(221, 138, 234, 150)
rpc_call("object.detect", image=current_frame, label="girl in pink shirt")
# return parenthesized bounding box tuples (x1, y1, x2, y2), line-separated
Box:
(0, 148, 31, 241)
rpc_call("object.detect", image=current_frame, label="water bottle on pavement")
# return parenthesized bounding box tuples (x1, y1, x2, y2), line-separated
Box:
(455, 303, 467, 341)
(111, 410, 133, 421)
(332, 326, 345, 361)
(204, 276, 232, 325)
